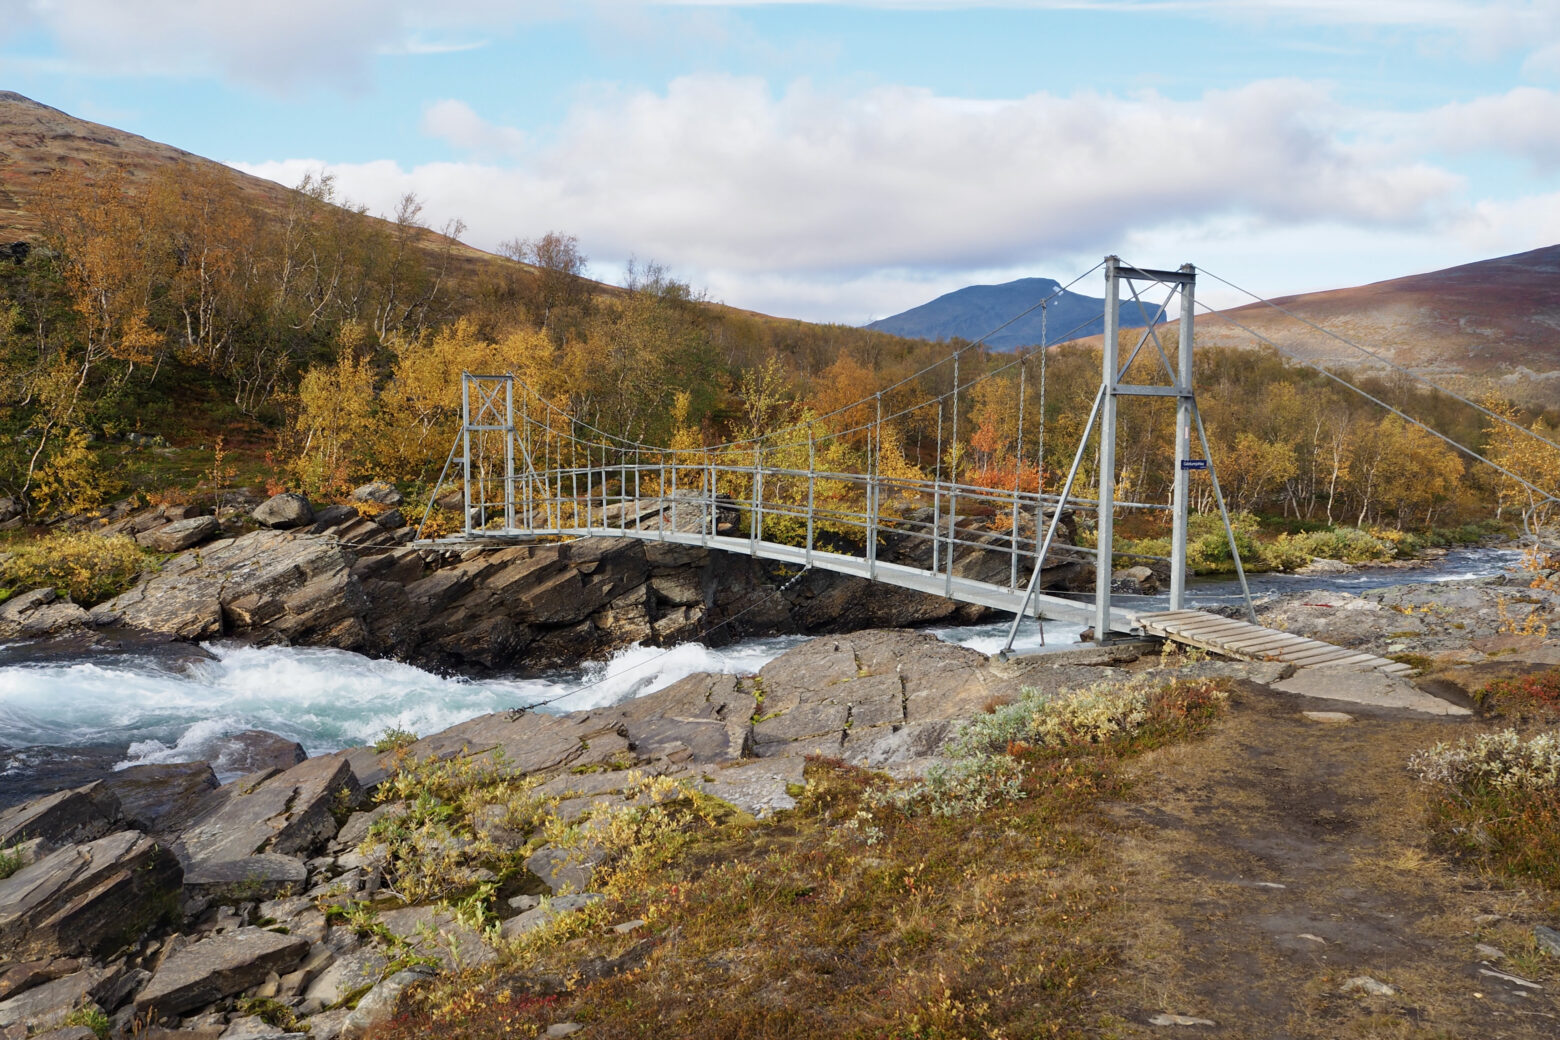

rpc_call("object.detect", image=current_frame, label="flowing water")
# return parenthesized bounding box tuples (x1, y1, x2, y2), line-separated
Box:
(0, 547, 1520, 805)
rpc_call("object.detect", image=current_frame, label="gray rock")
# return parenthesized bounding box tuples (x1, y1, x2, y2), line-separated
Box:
(302, 947, 387, 1007)
(101, 762, 219, 831)
(1536, 925, 1560, 957)
(0, 588, 90, 640)
(134, 927, 309, 1018)
(0, 782, 120, 849)
(0, 966, 116, 1032)
(183, 854, 308, 903)
(31, 1026, 98, 1040)
(1342, 975, 1397, 997)
(0, 831, 181, 962)
(376, 905, 497, 971)
(1147, 1012, 1216, 1026)
(253, 493, 314, 529)
(338, 968, 433, 1040)
(500, 893, 604, 941)
(171, 754, 362, 873)
(525, 844, 605, 896)
(373, 509, 406, 531)
(545, 1025, 584, 1038)
(352, 483, 404, 508)
(302, 1007, 353, 1040)
(696, 757, 806, 818)
(208, 731, 308, 777)
(138, 515, 221, 552)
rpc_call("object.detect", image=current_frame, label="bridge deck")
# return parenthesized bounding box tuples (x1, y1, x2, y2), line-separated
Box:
(1136, 609, 1415, 675)
(421, 522, 1131, 631)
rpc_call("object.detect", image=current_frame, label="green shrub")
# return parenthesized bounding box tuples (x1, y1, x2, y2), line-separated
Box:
(1, 531, 150, 606)
(905, 674, 1229, 815)
(63, 1006, 110, 1040)
(33, 428, 119, 518)
(0, 843, 23, 880)
(373, 726, 419, 754)
(1410, 729, 1560, 889)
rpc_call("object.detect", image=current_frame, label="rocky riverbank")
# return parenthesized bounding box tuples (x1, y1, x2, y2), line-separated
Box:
(0, 628, 1279, 1040)
(3, 554, 1555, 1038)
(0, 491, 1087, 675)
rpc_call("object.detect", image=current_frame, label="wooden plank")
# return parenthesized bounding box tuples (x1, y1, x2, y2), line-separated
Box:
(1313, 652, 1398, 670)
(1138, 610, 1208, 624)
(1275, 644, 1358, 664)
(1287, 649, 1364, 667)
(1165, 618, 1263, 639)
(1170, 617, 1259, 634)
(1220, 632, 1309, 653)
(1226, 633, 1313, 654)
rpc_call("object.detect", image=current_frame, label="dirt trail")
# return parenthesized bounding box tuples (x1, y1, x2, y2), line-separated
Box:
(1096, 680, 1560, 1039)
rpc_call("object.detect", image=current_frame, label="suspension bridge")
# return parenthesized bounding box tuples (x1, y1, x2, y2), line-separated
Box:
(416, 256, 1556, 674)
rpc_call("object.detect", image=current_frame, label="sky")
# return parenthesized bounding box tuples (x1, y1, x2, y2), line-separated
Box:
(3, 1, 1559, 324)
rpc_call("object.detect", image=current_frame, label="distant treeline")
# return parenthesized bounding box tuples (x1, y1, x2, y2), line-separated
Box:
(0, 164, 1555, 537)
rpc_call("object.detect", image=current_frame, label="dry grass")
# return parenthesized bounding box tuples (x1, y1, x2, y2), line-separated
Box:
(370, 681, 1233, 1040)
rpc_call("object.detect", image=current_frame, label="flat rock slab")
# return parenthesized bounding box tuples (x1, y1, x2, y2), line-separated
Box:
(170, 754, 361, 870)
(1272, 668, 1470, 716)
(101, 762, 218, 831)
(500, 893, 604, 941)
(183, 854, 308, 903)
(138, 515, 221, 552)
(396, 711, 631, 778)
(375, 906, 497, 971)
(0, 966, 115, 1032)
(0, 782, 120, 848)
(135, 927, 309, 1018)
(302, 947, 388, 1007)
(695, 756, 806, 818)
(0, 830, 181, 962)
(1302, 711, 1355, 724)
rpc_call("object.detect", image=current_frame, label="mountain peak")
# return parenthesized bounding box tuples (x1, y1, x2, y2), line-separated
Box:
(866, 275, 1154, 350)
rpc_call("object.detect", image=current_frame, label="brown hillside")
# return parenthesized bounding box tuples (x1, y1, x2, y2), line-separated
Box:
(1192, 246, 1560, 391)
(0, 90, 528, 291)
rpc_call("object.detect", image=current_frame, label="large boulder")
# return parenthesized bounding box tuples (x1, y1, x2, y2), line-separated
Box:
(134, 927, 309, 1018)
(352, 482, 404, 508)
(0, 965, 120, 1034)
(252, 493, 314, 530)
(93, 530, 366, 647)
(0, 589, 90, 641)
(0, 830, 182, 963)
(137, 515, 221, 552)
(0, 782, 120, 849)
(168, 754, 362, 875)
(100, 764, 216, 831)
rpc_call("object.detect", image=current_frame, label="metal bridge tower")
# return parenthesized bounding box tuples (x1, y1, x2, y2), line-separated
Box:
(1095, 257, 1198, 641)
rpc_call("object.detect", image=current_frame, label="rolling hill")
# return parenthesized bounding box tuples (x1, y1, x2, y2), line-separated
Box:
(1191, 246, 1560, 402)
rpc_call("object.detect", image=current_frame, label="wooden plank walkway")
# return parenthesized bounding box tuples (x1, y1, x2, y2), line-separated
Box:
(1135, 609, 1416, 676)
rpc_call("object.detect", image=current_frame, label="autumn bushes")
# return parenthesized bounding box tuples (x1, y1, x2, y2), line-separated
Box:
(1412, 668, 1560, 892)
(0, 530, 149, 605)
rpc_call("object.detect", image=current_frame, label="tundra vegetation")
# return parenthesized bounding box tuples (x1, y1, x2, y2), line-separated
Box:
(1411, 667, 1560, 891)
(0, 165, 1553, 560)
(359, 676, 1230, 1039)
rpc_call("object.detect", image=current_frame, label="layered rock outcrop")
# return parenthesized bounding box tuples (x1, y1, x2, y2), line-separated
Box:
(0, 629, 1180, 1040)
(7, 499, 1086, 674)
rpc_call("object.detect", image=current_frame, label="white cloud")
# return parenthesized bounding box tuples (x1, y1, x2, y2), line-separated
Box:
(14, 0, 573, 90)
(1420, 88, 1560, 169)
(228, 75, 1508, 321)
(421, 100, 528, 158)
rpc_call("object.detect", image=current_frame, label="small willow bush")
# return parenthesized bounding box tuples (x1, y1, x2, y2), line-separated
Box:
(1, 531, 149, 606)
(1410, 728, 1560, 888)
(912, 674, 1230, 816)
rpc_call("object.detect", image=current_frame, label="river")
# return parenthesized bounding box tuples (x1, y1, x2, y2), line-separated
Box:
(0, 546, 1522, 807)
